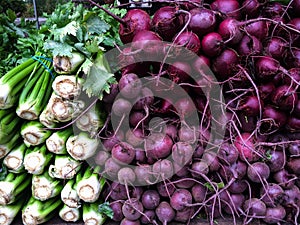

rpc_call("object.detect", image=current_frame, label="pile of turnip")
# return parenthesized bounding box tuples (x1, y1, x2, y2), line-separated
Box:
(87, 0, 300, 224)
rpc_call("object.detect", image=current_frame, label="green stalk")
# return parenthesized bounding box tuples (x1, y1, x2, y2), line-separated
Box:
(23, 145, 53, 175)
(3, 144, 28, 173)
(76, 166, 105, 203)
(32, 170, 63, 201)
(59, 204, 81, 222)
(0, 195, 27, 225)
(48, 155, 81, 180)
(0, 58, 35, 83)
(0, 109, 21, 144)
(61, 171, 82, 208)
(0, 172, 31, 205)
(0, 131, 21, 159)
(17, 60, 53, 120)
(83, 201, 107, 225)
(66, 132, 100, 161)
(21, 121, 52, 147)
(0, 61, 40, 109)
(22, 196, 62, 225)
(46, 127, 73, 154)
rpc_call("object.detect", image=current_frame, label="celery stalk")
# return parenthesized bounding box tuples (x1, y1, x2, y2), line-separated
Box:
(0, 132, 21, 159)
(52, 75, 84, 100)
(23, 145, 53, 175)
(32, 170, 63, 201)
(76, 166, 105, 203)
(16, 60, 53, 120)
(59, 204, 81, 222)
(48, 155, 81, 180)
(0, 109, 21, 144)
(0, 196, 27, 225)
(66, 132, 100, 161)
(3, 144, 28, 173)
(21, 121, 52, 147)
(0, 172, 31, 205)
(83, 201, 107, 225)
(22, 196, 62, 225)
(46, 127, 73, 154)
(61, 171, 82, 208)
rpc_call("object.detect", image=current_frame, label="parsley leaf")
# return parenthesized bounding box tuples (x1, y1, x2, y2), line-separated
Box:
(98, 202, 114, 219)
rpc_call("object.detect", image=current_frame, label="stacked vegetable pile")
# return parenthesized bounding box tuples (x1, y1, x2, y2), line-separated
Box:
(0, 0, 300, 225)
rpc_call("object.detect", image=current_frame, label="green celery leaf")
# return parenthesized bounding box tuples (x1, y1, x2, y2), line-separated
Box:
(82, 63, 116, 99)
(86, 15, 110, 35)
(44, 40, 74, 57)
(98, 202, 114, 219)
(0, 162, 7, 181)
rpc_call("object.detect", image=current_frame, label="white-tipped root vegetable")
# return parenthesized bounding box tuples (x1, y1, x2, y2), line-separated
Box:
(76, 167, 105, 203)
(32, 170, 63, 201)
(0, 196, 26, 225)
(22, 196, 62, 225)
(61, 172, 82, 208)
(76, 103, 106, 136)
(83, 202, 107, 225)
(53, 52, 85, 74)
(52, 75, 83, 100)
(46, 128, 73, 154)
(59, 204, 81, 222)
(21, 121, 52, 147)
(16, 60, 53, 120)
(49, 155, 81, 180)
(3, 144, 27, 173)
(24, 145, 53, 175)
(0, 132, 21, 159)
(47, 92, 85, 123)
(0, 172, 31, 205)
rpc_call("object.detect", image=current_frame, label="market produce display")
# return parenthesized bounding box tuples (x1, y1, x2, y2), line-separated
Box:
(0, 0, 300, 225)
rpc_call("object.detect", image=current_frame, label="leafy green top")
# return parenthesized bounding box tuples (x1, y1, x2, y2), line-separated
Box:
(98, 202, 114, 219)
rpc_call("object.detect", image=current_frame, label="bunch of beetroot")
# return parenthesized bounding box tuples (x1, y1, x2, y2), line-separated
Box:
(89, 0, 300, 224)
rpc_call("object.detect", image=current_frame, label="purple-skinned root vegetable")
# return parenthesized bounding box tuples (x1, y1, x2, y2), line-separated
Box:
(287, 157, 300, 175)
(262, 206, 286, 224)
(271, 85, 298, 112)
(212, 48, 239, 80)
(120, 218, 141, 225)
(192, 183, 207, 203)
(266, 150, 285, 173)
(156, 182, 176, 198)
(223, 194, 245, 215)
(188, 8, 217, 37)
(167, 61, 192, 84)
(217, 143, 239, 165)
(201, 32, 223, 57)
(112, 142, 135, 165)
(228, 179, 247, 194)
(118, 73, 142, 99)
(243, 198, 267, 216)
(247, 162, 270, 183)
(238, 35, 262, 56)
(141, 190, 160, 210)
(218, 18, 243, 45)
(151, 6, 184, 41)
(238, 95, 262, 117)
(273, 169, 295, 189)
(234, 133, 259, 162)
(110, 202, 124, 222)
(260, 183, 284, 207)
(122, 198, 143, 221)
(265, 37, 287, 59)
(145, 133, 173, 160)
(173, 31, 201, 59)
(140, 210, 156, 224)
(174, 206, 194, 223)
(211, 0, 241, 19)
(242, 0, 260, 18)
(170, 189, 192, 211)
(155, 201, 176, 225)
(119, 9, 151, 44)
(245, 19, 269, 41)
